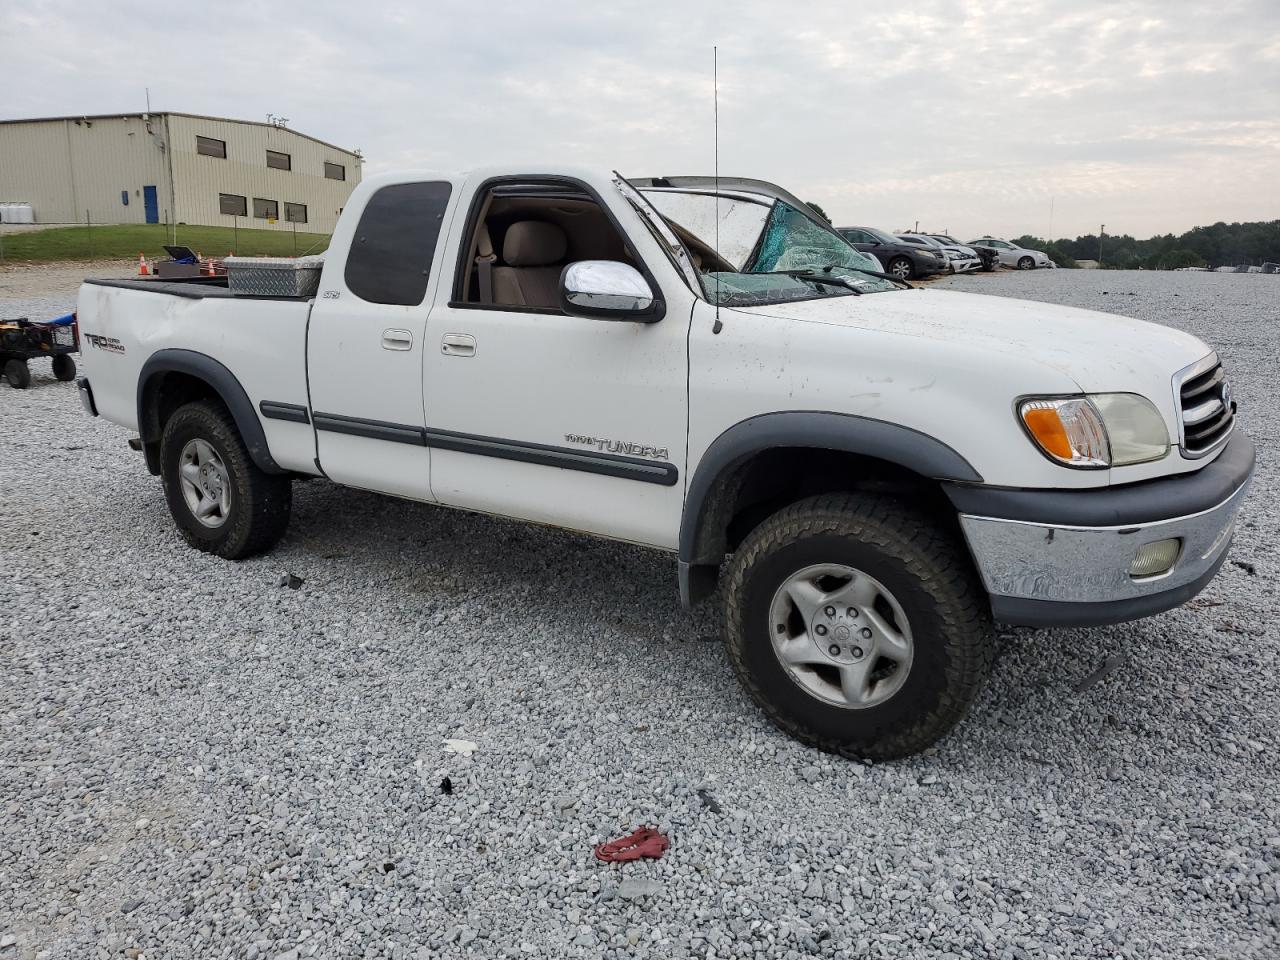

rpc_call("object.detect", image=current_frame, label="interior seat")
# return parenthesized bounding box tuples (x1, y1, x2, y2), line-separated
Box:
(492, 221, 568, 309)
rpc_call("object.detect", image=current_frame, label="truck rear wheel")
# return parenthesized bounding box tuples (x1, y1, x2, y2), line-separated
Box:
(159, 400, 291, 559)
(722, 493, 992, 760)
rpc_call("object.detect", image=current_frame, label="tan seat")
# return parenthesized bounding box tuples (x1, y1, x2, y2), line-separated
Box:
(492, 221, 568, 309)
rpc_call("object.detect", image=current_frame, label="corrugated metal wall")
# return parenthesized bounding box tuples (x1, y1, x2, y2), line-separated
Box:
(0, 116, 172, 225)
(168, 115, 361, 234)
(0, 113, 361, 232)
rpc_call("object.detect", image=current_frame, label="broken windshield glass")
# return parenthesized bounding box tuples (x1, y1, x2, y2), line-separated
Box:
(637, 188, 900, 307)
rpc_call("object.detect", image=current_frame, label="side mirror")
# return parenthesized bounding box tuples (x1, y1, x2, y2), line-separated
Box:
(559, 260, 664, 322)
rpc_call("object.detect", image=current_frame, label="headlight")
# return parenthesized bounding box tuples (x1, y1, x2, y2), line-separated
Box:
(1018, 393, 1169, 468)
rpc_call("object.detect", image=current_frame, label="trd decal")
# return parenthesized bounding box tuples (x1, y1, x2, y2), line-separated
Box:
(84, 334, 126, 354)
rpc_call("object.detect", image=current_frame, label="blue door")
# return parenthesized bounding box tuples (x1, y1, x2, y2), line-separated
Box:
(143, 185, 159, 224)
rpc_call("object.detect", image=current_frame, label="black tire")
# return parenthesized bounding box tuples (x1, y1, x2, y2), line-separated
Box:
(723, 493, 993, 760)
(887, 257, 914, 281)
(1017, 256, 1034, 271)
(4, 359, 31, 389)
(51, 354, 76, 381)
(159, 400, 291, 559)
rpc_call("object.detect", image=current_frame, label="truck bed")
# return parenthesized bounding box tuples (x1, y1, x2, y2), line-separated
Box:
(76, 278, 319, 474)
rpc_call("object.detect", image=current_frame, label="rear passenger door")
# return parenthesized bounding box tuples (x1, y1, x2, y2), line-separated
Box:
(307, 178, 458, 500)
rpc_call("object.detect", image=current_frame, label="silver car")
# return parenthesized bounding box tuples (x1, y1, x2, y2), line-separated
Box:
(967, 237, 1054, 270)
(897, 233, 982, 274)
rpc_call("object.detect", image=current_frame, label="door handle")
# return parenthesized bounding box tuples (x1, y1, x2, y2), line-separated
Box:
(441, 333, 476, 357)
(381, 328, 413, 351)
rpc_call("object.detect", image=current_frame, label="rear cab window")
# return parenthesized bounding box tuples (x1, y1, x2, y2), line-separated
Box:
(345, 182, 453, 306)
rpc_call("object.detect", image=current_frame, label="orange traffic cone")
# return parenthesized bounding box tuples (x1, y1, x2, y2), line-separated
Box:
(138, 252, 150, 276)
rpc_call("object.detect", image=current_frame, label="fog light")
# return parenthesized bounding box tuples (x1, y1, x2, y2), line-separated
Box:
(1130, 538, 1182, 579)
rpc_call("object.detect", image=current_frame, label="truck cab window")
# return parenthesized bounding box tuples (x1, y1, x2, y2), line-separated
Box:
(459, 185, 632, 311)
(345, 181, 452, 306)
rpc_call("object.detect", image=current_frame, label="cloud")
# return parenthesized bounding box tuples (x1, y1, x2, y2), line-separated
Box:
(2, 0, 1276, 238)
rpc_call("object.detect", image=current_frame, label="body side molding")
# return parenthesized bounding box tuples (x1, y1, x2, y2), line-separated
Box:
(137, 348, 286, 475)
(259, 400, 311, 424)
(311, 413, 679, 486)
(312, 411, 426, 445)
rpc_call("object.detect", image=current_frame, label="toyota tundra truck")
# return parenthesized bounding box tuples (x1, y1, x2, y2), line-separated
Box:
(75, 167, 1254, 758)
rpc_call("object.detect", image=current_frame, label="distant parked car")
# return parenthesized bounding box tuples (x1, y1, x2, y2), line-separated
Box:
(896, 234, 982, 274)
(837, 226, 948, 280)
(926, 234, 998, 272)
(967, 237, 1053, 270)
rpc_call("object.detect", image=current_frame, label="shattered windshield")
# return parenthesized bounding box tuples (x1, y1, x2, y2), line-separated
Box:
(639, 190, 901, 307)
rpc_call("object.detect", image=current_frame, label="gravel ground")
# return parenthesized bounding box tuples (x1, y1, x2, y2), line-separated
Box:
(0, 260, 134, 301)
(2, 268, 1277, 960)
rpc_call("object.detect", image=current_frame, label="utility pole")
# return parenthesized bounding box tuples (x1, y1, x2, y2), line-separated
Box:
(1098, 224, 1105, 265)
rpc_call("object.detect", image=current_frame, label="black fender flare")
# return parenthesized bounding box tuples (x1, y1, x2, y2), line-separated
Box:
(677, 411, 982, 605)
(137, 348, 285, 475)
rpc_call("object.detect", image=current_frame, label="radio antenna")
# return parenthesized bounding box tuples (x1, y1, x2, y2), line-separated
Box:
(712, 46, 723, 334)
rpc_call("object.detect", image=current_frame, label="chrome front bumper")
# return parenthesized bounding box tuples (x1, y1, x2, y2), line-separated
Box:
(949, 433, 1255, 628)
(960, 477, 1249, 605)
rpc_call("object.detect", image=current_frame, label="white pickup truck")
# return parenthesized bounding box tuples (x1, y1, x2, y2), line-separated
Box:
(76, 167, 1254, 759)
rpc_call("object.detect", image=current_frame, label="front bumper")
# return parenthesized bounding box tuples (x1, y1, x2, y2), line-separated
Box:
(946, 434, 1255, 626)
(949, 257, 982, 274)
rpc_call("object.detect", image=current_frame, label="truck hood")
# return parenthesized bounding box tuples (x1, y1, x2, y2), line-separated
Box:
(736, 287, 1210, 394)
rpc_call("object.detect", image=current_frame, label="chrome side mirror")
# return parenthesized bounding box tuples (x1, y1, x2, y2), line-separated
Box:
(559, 260, 664, 322)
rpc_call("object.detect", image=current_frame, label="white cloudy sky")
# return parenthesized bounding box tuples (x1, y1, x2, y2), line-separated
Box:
(4, 0, 1277, 239)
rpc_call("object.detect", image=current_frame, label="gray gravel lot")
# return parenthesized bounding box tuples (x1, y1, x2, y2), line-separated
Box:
(2, 268, 1278, 959)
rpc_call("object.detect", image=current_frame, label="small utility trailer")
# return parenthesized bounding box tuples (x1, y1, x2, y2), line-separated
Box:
(1, 315, 79, 389)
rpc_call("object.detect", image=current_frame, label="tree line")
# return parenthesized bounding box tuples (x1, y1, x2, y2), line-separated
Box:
(1011, 219, 1280, 270)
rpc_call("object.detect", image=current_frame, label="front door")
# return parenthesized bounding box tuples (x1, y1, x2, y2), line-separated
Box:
(306, 178, 457, 500)
(422, 176, 690, 549)
(142, 185, 158, 224)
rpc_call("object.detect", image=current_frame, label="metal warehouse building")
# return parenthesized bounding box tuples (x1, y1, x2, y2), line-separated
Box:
(0, 112, 362, 233)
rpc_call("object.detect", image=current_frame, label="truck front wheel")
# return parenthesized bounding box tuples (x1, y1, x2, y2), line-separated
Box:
(722, 494, 992, 760)
(159, 400, 291, 559)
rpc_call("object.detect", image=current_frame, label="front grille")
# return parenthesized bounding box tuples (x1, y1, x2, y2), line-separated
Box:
(1177, 356, 1235, 457)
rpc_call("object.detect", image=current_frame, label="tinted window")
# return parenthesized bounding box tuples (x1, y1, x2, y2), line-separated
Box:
(266, 150, 291, 171)
(219, 193, 247, 216)
(324, 162, 346, 181)
(196, 135, 226, 159)
(345, 181, 452, 306)
(253, 198, 279, 220)
(284, 202, 307, 224)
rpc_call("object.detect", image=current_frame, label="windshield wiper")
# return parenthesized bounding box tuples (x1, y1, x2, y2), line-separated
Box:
(776, 266, 913, 291)
(826, 264, 915, 290)
(776, 269, 864, 295)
